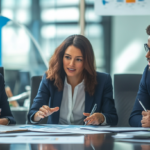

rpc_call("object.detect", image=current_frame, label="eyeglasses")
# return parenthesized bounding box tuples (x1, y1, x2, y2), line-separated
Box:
(144, 44, 150, 52)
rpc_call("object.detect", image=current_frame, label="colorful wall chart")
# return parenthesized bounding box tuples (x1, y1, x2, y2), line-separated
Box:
(95, 0, 150, 15)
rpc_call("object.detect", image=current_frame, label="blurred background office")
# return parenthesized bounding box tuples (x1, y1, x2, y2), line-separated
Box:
(0, 0, 149, 124)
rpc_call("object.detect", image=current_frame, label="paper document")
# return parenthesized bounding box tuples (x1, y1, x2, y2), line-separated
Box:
(113, 131, 150, 139)
(19, 124, 109, 134)
(0, 136, 84, 144)
(0, 125, 28, 133)
(81, 127, 150, 133)
(0, 131, 74, 137)
(116, 139, 150, 143)
(0, 125, 109, 134)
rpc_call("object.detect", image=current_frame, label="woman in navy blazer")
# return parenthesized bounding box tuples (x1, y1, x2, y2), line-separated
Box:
(0, 74, 16, 125)
(28, 35, 118, 126)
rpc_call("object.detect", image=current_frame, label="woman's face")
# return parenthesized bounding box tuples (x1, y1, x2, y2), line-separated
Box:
(63, 45, 84, 79)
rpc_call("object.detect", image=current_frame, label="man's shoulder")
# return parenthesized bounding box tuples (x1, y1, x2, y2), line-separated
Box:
(142, 65, 149, 79)
(143, 65, 149, 74)
(139, 65, 150, 88)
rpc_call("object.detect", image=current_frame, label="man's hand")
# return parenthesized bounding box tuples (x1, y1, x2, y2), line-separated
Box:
(83, 113, 105, 125)
(34, 105, 59, 122)
(141, 110, 150, 127)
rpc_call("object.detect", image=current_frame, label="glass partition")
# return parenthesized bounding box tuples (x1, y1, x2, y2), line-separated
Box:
(2, 20, 48, 75)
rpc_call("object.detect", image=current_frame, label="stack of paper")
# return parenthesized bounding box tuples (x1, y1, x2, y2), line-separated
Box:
(0, 125, 28, 133)
(113, 131, 150, 143)
(113, 131, 150, 139)
(0, 135, 84, 144)
(0, 125, 109, 135)
(81, 126, 150, 133)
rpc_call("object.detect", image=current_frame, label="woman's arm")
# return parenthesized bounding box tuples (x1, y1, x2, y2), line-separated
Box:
(101, 74, 118, 126)
(0, 74, 16, 124)
(83, 74, 118, 126)
(28, 74, 52, 123)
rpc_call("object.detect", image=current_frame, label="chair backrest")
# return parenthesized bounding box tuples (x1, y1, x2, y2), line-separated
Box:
(114, 74, 142, 127)
(0, 67, 4, 76)
(29, 75, 48, 124)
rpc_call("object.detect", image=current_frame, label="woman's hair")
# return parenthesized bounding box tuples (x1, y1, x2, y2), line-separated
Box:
(146, 25, 150, 35)
(46, 35, 97, 96)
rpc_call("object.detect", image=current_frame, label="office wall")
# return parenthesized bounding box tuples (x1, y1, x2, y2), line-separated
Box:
(111, 16, 150, 76)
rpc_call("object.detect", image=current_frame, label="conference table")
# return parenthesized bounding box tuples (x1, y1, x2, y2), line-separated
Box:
(0, 132, 148, 150)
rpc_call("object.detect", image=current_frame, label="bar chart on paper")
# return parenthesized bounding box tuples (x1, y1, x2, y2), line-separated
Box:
(95, 0, 149, 15)
(126, 0, 136, 3)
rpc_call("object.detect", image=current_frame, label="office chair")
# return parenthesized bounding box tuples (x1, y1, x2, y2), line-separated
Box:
(114, 74, 142, 127)
(0, 67, 4, 76)
(29, 75, 48, 124)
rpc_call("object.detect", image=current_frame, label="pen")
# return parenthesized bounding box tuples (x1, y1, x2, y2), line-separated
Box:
(138, 99, 147, 112)
(84, 104, 97, 125)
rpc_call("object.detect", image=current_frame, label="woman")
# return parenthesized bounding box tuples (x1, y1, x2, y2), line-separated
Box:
(28, 35, 118, 126)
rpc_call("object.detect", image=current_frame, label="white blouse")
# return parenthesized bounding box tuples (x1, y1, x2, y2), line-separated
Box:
(59, 77, 107, 125)
(59, 77, 85, 125)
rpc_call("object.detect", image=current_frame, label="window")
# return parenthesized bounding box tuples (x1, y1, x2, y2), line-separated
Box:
(85, 0, 111, 72)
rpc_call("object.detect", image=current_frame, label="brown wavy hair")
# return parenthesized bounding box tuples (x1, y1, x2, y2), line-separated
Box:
(46, 35, 97, 96)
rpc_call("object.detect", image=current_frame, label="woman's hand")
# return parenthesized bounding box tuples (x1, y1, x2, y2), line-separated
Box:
(83, 113, 105, 125)
(34, 105, 59, 122)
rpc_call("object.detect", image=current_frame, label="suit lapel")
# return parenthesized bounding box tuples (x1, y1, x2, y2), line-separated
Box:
(52, 89, 63, 124)
(85, 92, 94, 114)
(147, 68, 150, 96)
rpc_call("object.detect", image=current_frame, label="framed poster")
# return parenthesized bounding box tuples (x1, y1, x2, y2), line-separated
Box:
(95, 0, 150, 15)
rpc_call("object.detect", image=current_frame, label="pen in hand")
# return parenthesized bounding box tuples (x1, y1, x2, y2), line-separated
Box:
(138, 99, 147, 112)
(84, 104, 97, 125)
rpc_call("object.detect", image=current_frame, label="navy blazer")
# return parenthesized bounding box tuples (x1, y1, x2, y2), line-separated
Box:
(0, 74, 16, 124)
(28, 72, 118, 126)
(129, 65, 150, 127)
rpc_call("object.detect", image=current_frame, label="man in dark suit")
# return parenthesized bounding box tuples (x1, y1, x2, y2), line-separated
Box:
(0, 73, 16, 125)
(129, 25, 150, 127)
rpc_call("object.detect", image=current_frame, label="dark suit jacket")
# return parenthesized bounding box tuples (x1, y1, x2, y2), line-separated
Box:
(0, 74, 16, 124)
(129, 65, 150, 127)
(28, 72, 118, 126)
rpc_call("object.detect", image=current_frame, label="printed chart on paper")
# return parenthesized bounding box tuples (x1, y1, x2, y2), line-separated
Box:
(95, 0, 150, 15)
